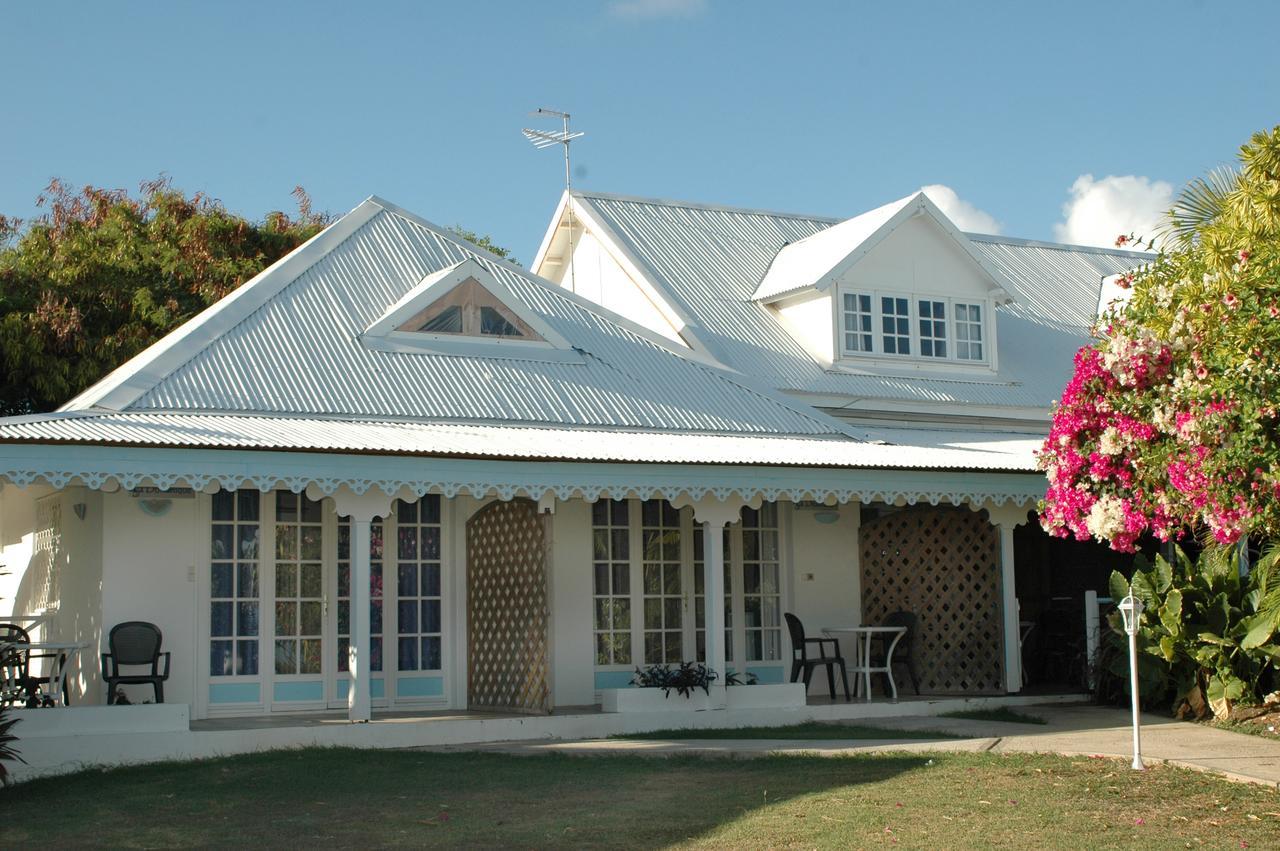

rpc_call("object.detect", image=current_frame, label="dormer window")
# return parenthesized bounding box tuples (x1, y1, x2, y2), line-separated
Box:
(362, 257, 582, 363)
(400, 277, 537, 340)
(839, 290, 990, 365)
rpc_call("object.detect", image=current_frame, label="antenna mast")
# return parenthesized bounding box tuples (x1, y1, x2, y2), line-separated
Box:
(523, 108, 584, 294)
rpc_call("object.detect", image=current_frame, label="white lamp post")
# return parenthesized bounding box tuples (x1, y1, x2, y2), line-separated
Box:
(1117, 593, 1145, 770)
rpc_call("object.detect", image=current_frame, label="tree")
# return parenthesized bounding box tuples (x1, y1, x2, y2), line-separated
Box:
(1038, 126, 1280, 550)
(0, 179, 514, 415)
(448, 225, 519, 266)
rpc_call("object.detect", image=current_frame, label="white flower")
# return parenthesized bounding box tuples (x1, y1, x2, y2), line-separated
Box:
(1086, 495, 1126, 540)
(1098, 427, 1124, 456)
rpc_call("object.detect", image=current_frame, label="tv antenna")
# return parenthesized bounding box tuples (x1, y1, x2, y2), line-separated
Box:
(523, 108, 584, 293)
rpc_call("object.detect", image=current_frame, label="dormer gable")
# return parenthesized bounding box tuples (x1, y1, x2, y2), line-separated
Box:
(759, 192, 1018, 375)
(361, 258, 582, 363)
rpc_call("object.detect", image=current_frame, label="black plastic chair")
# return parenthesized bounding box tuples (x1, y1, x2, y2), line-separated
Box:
(871, 611, 921, 696)
(784, 612, 850, 702)
(0, 623, 38, 707)
(102, 622, 170, 704)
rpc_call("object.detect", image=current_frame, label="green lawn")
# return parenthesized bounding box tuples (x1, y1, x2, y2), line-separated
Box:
(621, 721, 959, 740)
(2, 749, 1277, 848)
(940, 707, 1048, 725)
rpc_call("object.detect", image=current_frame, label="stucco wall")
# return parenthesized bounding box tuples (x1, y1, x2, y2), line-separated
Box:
(548, 497, 595, 707)
(0, 484, 48, 618)
(100, 491, 200, 707)
(787, 502, 862, 696)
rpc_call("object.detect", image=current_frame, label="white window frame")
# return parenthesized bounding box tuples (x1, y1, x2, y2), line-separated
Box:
(835, 287, 995, 370)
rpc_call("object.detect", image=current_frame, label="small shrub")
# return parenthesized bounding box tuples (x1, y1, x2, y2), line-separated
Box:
(632, 662, 718, 698)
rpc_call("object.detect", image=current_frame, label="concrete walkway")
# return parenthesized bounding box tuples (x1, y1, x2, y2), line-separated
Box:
(430, 704, 1280, 788)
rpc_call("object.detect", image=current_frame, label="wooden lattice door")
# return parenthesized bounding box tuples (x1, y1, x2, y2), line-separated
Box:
(466, 499, 551, 714)
(859, 506, 1004, 694)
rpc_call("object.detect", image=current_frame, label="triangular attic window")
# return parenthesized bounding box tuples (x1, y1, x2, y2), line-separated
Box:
(362, 257, 579, 362)
(397, 277, 544, 341)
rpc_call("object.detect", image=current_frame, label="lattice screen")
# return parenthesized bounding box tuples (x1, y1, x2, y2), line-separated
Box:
(466, 498, 551, 714)
(27, 495, 63, 614)
(859, 506, 1004, 694)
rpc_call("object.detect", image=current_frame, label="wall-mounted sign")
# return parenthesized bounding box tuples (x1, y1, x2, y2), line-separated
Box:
(128, 487, 195, 499)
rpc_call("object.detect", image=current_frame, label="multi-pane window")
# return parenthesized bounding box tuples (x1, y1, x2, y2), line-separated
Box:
(741, 503, 782, 662)
(592, 500, 632, 665)
(336, 518, 384, 674)
(273, 493, 323, 676)
(918, 300, 947, 358)
(880, 296, 911, 355)
(396, 496, 443, 672)
(641, 500, 683, 664)
(841, 293, 873, 353)
(211, 490, 260, 677)
(955, 303, 984, 360)
(693, 526, 733, 664)
(840, 292, 987, 363)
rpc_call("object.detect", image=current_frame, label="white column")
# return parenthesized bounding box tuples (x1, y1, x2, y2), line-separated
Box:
(308, 484, 397, 724)
(349, 518, 372, 722)
(997, 521, 1022, 693)
(702, 520, 727, 687)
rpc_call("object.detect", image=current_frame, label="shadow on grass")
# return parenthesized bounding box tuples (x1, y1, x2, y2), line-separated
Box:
(0, 748, 932, 848)
(618, 721, 960, 740)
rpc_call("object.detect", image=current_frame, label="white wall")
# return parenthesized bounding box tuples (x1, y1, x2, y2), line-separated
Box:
(785, 503, 862, 697)
(556, 229, 687, 345)
(100, 491, 201, 707)
(775, 292, 835, 364)
(547, 498, 595, 707)
(0, 484, 48, 618)
(841, 214, 992, 300)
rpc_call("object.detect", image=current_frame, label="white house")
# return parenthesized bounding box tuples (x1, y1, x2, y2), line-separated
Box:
(0, 190, 1145, 744)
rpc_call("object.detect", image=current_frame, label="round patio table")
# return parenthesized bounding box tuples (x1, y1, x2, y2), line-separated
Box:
(821, 626, 908, 702)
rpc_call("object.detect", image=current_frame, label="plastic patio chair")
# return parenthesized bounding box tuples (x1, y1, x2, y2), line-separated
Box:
(784, 612, 851, 701)
(102, 621, 170, 704)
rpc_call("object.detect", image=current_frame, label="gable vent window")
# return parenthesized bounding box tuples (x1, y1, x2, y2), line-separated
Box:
(881, 296, 911, 355)
(842, 293, 873, 353)
(400, 277, 536, 340)
(955, 303, 984, 360)
(918, 300, 947, 358)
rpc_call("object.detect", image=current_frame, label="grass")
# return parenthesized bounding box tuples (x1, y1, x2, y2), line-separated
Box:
(940, 707, 1048, 725)
(2, 748, 1278, 848)
(619, 721, 959, 740)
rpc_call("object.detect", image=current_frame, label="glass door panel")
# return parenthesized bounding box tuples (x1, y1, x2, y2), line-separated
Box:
(271, 492, 324, 706)
(332, 518, 385, 707)
(641, 500, 683, 664)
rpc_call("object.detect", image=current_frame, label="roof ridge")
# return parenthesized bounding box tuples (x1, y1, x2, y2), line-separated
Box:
(965, 231, 1155, 259)
(573, 189, 841, 224)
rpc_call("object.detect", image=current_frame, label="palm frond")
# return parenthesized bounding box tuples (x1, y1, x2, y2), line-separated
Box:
(1157, 165, 1240, 249)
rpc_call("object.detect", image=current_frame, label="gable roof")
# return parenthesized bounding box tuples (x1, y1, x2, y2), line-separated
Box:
(752, 192, 1012, 304)
(55, 196, 855, 439)
(561, 190, 1150, 415)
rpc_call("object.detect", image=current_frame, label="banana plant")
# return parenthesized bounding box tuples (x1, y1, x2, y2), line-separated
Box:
(1106, 544, 1280, 719)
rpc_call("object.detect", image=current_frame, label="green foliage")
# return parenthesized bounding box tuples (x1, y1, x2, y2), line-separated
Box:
(447, 225, 518, 266)
(632, 661, 719, 697)
(1105, 545, 1280, 718)
(0, 179, 331, 415)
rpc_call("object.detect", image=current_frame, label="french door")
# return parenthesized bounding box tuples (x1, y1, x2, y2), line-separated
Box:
(591, 498, 785, 691)
(206, 490, 448, 715)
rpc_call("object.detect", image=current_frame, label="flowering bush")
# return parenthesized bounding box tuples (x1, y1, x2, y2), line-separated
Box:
(1039, 126, 1280, 550)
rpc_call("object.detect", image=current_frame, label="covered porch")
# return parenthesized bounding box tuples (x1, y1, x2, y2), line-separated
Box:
(0, 435, 1048, 731)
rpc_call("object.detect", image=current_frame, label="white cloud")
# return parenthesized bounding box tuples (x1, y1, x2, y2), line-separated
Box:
(920, 184, 1003, 234)
(609, 0, 707, 19)
(1053, 174, 1174, 248)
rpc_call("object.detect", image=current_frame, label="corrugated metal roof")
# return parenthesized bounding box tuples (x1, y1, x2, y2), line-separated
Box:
(71, 197, 850, 439)
(752, 195, 915, 301)
(573, 191, 1150, 411)
(0, 412, 1037, 471)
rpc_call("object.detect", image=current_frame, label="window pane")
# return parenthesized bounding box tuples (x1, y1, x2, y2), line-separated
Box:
(210, 641, 233, 676)
(418, 305, 462, 333)
(422, 637, 441, 670)
(212, 490, 234, 521)
(211, 602, 233, 637)
(234, 639, 257, 676)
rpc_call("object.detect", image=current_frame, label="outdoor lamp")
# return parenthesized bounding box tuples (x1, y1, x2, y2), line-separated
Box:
(1118, 593, 1145, 770)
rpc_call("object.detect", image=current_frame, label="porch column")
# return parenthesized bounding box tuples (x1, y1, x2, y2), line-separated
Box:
(702, 520, 727, 690)
(675, 494, 747, 709)
(310, 484, 398, 723)
(349, 518, 373, 722)
(986, 505, 1032, 694)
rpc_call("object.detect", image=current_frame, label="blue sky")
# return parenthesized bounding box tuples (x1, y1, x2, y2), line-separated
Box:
(3, 1, 1276, 261)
